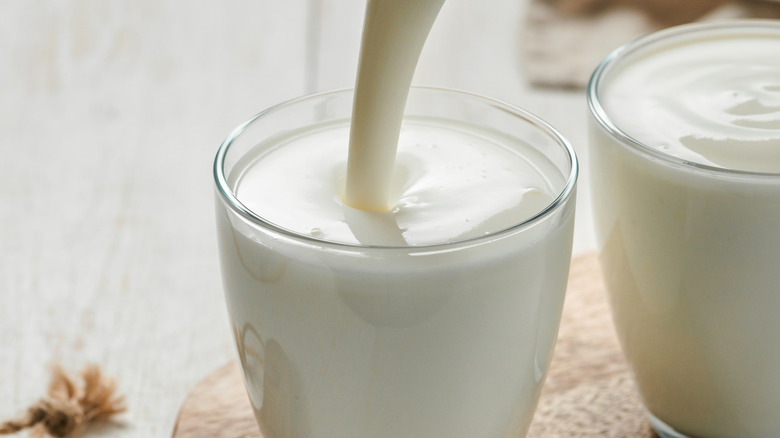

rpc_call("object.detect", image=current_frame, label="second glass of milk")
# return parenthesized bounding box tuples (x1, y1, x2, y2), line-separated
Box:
(589, 21, 780, 438)
(214, 87, 578, 438)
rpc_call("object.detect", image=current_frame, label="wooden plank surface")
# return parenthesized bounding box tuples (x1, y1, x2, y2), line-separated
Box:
(0, 2, 596, 437)
(172, 254, 656, 438)
(0, 2, 309, 436)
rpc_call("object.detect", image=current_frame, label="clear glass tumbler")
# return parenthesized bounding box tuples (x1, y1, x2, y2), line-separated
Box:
(214, 87, 578, 438)
(588, 21, 780, 438)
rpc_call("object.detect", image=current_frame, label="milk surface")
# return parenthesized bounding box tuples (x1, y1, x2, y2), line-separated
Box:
(235, 118, 557, 246)
(591, 23, 780, 438)
(603, 31, 780, 172)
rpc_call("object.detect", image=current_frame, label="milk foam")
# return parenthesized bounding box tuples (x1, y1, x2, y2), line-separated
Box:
(603, 33, 780, 172)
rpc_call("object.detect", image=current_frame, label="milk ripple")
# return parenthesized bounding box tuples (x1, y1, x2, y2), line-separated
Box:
(605, 32, 780, 172)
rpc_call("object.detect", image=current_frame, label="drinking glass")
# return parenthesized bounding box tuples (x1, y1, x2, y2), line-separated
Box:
(588, 21, 780, 438)
(214, 87, 578, 438)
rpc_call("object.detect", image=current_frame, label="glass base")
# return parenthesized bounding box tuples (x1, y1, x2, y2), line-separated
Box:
(647, 411, 695, 438)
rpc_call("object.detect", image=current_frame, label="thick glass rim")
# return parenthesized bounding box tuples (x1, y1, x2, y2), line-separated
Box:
(214, 86, 579, 250)
(587, 19, 780, 179)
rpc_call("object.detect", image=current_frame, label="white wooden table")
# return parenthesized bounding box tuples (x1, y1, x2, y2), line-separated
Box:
(0, 1, 595, 436)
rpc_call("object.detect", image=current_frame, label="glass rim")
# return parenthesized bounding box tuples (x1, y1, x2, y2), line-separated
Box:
(587, 19, 780, 179)
(213, 86, 579, 250)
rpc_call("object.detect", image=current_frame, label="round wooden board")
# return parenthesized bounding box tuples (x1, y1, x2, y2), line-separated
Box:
(173, 254, 658, 438)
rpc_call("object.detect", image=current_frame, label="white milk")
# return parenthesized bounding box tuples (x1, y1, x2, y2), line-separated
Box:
(603, 30, 780, 173)
(215, 0, 577, 436)
(344, 0, 445, 211)
(590, 22, 780, 438)
(218, 109, 576, 437)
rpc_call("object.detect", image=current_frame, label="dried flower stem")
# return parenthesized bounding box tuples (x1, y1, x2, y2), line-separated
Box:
(0, 364, 126, 437)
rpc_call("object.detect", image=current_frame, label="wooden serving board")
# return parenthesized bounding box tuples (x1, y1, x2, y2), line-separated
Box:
(172, 254, 657, 438)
